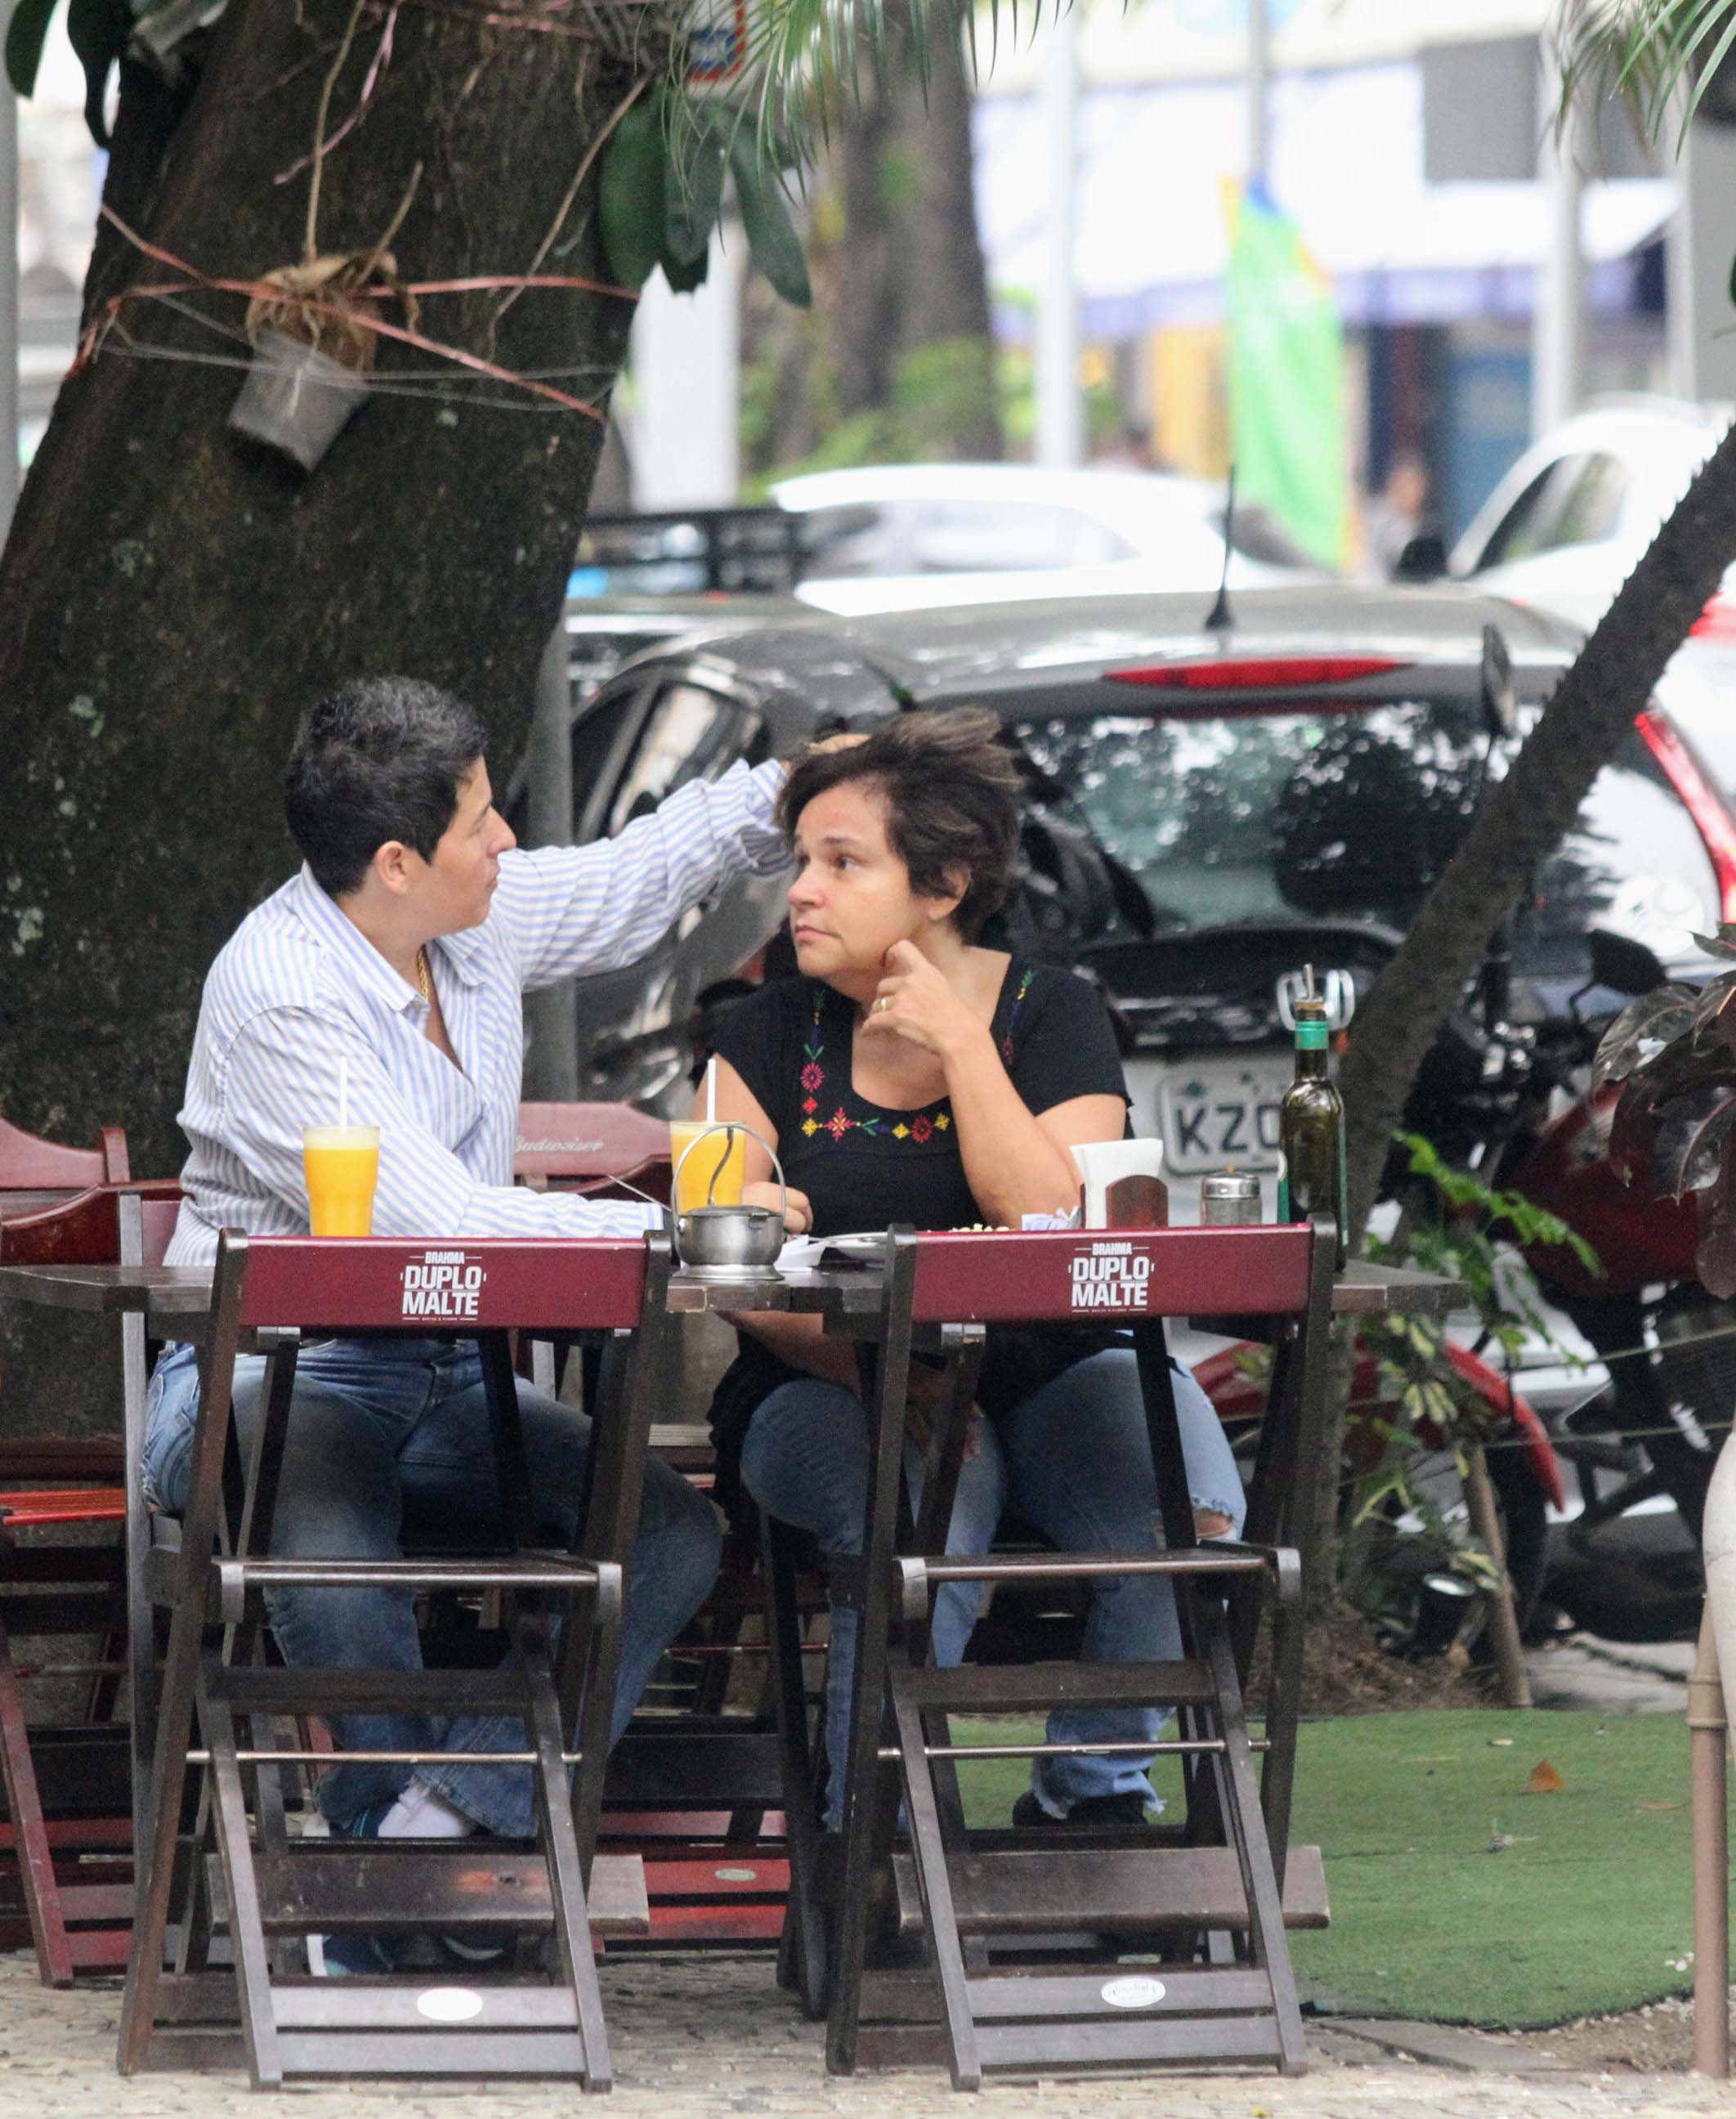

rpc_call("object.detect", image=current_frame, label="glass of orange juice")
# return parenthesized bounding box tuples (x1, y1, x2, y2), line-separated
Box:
(670, 1121, 747, 1213)
(302, 1125, 381, 1236)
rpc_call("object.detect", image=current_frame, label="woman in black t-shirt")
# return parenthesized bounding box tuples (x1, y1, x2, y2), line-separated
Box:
(700, 710, 1245, 1830)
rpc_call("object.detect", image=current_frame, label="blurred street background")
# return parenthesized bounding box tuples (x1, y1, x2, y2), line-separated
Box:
(7, 0, 1725, 561)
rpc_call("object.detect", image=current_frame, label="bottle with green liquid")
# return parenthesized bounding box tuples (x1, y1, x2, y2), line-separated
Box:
(1276, 985, 1348, 1269)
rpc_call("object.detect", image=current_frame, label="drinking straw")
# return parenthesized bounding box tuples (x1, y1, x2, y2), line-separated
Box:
(705, 1055, 717, 1125)
(339, 1055, 349, 1129)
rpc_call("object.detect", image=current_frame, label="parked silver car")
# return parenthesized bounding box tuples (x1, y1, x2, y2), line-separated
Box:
(534, 582, 1731, 1134)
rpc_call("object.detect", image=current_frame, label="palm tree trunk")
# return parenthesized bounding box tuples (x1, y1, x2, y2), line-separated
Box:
(1314, 415, 1736, 1588)
(805, 0, 999, 458)
(1341, 418, 1736, 1231)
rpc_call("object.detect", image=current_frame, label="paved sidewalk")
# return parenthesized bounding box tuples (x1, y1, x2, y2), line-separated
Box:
(1526, 1635, 1695, 1716)
(1, 1951, 1729, 2119)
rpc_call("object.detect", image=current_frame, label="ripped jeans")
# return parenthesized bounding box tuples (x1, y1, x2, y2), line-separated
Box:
(739, 1347, 1245, 1825)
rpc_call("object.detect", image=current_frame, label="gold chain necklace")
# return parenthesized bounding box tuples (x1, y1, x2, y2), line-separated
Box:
(414, 946, 432, 1005)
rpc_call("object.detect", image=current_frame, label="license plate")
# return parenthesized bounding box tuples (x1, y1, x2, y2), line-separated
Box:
(1158, 1060, 1290, 1175)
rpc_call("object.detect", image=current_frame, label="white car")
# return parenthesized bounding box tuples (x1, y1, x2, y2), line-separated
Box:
(1450, 396, 1736, 792)
(1451, 396, 1728, 620)
(767, 462, 1321, 616)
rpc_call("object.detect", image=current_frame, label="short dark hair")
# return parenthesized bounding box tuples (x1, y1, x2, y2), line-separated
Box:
(778, 708, 1022, 940)
(284, 677, 488, 896)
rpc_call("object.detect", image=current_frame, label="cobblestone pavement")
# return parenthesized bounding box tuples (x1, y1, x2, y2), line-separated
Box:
(2, 1951, 1731, 2119)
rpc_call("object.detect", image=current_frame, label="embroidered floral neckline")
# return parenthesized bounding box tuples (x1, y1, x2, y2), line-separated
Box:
(796, 965, 1036, 1145)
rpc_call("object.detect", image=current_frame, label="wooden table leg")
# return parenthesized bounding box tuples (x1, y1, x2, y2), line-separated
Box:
(825, 1234, 917, 2077)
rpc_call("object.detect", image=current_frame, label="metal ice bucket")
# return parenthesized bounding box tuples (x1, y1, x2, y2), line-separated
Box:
(671, 1122, 789, 1274)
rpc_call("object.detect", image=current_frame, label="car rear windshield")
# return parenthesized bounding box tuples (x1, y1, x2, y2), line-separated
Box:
(1009, 704, 1706, 965)
(1013, 704, 1492, 934)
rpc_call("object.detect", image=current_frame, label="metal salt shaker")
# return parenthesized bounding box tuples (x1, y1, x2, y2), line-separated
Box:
(1200, 1171, 1263, 1226)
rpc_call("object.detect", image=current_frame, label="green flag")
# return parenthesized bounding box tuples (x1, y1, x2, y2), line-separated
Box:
(1226, 183, 1349, 571)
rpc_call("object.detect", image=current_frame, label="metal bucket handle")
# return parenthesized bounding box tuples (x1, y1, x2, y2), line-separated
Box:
(672, 1121, 789, 1224)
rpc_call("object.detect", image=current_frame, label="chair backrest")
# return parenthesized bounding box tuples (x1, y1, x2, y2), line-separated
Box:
(0, 1116, 129, 1195)
(907, 1225, 1317, 1327)
(0, 1180, 181, 1268)
(515, 1101, 673, 1203)
(232, 1234, 653, 1335)
(138, 1196, 180, 1268)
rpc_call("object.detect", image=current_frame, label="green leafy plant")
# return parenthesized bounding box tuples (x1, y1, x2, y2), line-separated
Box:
(1342, 1134, 1599, 1619)
(1367, 1133, 1601, 1366)
(597, 89, 810, 306)
(1557, 0, 1736, 149)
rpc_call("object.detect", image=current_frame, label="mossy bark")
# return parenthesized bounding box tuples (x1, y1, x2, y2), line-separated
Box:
(0, 1, 642, 1433)
(0, 0, 640, 1174)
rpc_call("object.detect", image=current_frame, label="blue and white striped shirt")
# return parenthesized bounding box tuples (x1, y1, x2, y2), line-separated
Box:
(164, 759, 789, 1266)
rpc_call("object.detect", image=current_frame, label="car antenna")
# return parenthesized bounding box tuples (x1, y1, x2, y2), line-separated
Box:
(1206, 462, 1237, 634)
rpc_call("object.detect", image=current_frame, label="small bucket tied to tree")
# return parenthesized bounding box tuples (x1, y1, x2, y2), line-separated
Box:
(230, 244, 416, 473)
(226, 7, 424, 477)
(1595, 927, 1736, 1297)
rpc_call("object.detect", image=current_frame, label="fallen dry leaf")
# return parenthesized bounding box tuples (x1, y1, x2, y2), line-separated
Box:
(1522, 1759, 1567, 1794)
(1638, 1800, 1686, 1813)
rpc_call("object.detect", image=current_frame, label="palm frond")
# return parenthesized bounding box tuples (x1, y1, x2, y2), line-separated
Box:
(1554, 0, 1736, 147)
(669, 0, 1058, 170)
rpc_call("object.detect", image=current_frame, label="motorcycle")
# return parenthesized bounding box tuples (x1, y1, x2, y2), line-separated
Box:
(1485, 930, 1725, 1642)
(1187, 925, 1722, 1655)
(1013, 781, 1711, 1648)
(1193, 1331, 1563, 1655)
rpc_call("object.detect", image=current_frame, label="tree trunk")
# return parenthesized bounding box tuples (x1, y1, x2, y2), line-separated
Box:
(834, 67, 894, 422)
(898, 22, 994, 356)
(888, 7, 1001, 462)
(0, 0, 638, 1176)
(1310, 418, 1736, 1588)
(745, 0, 1000, 472)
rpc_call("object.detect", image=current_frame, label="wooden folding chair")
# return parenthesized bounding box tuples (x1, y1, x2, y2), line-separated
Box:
(512, 1100, 670, 1407)
(0, 1114, 130, 1212)
(119, 1230, 674, 2090)
(514, 1100, 672, 1207)
(0, 1180, 181, 1985)
(511, 1104, 811, 1962)
(0, 1117, 134, 1552)
(791, 1222, 1337, 2089)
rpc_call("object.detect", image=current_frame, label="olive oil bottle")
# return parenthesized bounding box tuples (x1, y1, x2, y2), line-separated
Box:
(1276, 987, 1347, 1269)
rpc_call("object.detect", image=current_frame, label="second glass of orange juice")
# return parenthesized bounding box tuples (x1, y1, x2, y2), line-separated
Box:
(302, 1125, 381, 1236)
(669, 1122, 747, 1213)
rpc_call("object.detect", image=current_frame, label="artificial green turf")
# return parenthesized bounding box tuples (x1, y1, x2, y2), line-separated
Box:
(953, 1709, 1715, 2028)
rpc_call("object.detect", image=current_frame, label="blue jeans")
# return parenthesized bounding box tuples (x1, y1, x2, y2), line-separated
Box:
(739, 1348, 1245, 1825)
(143, 1338, 721, 1838)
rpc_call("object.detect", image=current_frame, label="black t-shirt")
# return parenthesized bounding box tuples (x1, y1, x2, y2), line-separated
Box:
(702, 960, 1130, 1507)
